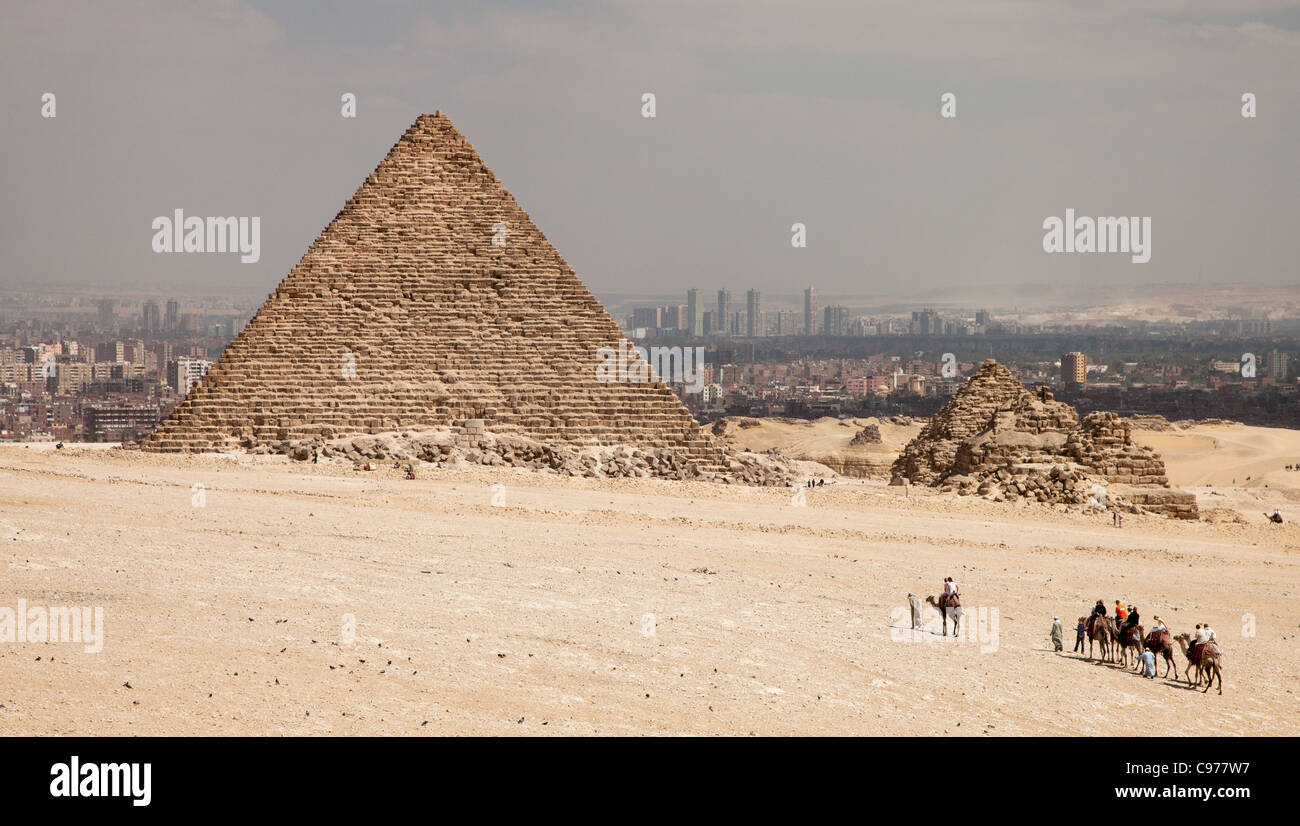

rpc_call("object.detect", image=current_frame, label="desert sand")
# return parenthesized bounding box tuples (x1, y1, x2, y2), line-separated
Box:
(1, 429, 1297, 737)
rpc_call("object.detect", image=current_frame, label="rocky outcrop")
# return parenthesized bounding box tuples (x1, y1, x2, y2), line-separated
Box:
(893, 360, 1197, 518)
(849, 423, 882, 446)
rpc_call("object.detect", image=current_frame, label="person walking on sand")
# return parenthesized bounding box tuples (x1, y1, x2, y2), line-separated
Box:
(908, 593, 923, 632)
(1051, 616, 1064, 651)
(1139, 648, 1156, 678)
(1073, 616, 1087, 654)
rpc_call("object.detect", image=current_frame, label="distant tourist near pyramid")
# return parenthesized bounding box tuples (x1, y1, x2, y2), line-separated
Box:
(892, 359, 1198, 518)
(143, 113, 724, 471)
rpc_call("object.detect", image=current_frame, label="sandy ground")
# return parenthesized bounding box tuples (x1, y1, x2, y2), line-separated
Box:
(0, 441, 1296, 736)
(1137, 423, 1300, 491)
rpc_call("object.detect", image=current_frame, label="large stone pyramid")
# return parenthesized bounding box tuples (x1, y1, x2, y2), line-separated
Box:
(144, 113, 721, 468)
(893, 360, 1197, 518)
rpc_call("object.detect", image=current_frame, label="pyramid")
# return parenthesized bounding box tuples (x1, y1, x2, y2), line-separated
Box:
(892, 360, 1197, 518)
(144, 113, 722, 469)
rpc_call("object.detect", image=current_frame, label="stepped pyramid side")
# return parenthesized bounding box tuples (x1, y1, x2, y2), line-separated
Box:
(893, 359, 1197, 518)
(892, 359, 1038, 485)
(143, 113, 722, 468)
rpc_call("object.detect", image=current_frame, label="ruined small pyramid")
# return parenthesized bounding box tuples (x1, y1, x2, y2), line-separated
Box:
(144, 113, 721, 467)
(893, 359, 1197, 518)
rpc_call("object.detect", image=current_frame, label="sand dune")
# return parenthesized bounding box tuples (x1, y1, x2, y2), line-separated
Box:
(0, 444, 1295, 736)
(1136, 424, 1300, 490)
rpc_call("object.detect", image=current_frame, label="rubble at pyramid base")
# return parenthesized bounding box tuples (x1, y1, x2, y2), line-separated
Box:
(256, 423, 798, 486)
(892, 359, 1199, 519)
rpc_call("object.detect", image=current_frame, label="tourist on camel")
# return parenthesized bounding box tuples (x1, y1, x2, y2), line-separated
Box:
(1087, 600, 1106, 636)
(1124, 605, 1140, 632)
(1188, 623, 1205, 661)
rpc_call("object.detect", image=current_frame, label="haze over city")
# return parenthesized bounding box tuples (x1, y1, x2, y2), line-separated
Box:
(3, 0, 1299, 298)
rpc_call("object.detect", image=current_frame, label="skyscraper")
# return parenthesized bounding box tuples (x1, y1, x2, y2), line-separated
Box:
(716, 289, 732, 337)
(1265, 349, 1290, 381)
(97, 299, 116, 330)
(165, 299, 179, 332)
(803, 287, 817, 335)
(142, 300, 161, 334)
(1062, 352, 1087, 388)
(746, 289, 761, 337)
(823, 305, 848, 337)
(686, 289, 703, 337)
(632, 306, 661, 330)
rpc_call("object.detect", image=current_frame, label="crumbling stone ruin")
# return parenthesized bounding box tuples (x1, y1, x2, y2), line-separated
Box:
(892, 360, 1197, 518)
(848, 423, 882, 446)
(266, 422, 797, 485)
(142, 113, 726, 474)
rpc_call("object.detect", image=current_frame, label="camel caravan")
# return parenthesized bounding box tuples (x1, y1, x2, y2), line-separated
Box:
(1068, 600, 1223, 694)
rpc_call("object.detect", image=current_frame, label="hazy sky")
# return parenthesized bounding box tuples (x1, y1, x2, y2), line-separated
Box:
(3, 0, 1298, 301)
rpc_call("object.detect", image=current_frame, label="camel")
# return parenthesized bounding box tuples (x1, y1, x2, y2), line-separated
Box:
(924, 594, 963, 637)
(1174, 633, 1223, 694)
(1142, 630, 1177, 679)
(1088, 616, 1118, 663)
(1116, 623, 1145, 670)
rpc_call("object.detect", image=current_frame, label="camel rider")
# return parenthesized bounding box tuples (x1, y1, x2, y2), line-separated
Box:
(941, 577, 958, 607)
(1202, 622, 1218, 654)
(1114, 601, 1127, 628)
(1124, 606, 1140, 633)
(1088, 599, 1106, 635)
(1189, 624, 1206, 661)
(1149, 615, 1166, 643)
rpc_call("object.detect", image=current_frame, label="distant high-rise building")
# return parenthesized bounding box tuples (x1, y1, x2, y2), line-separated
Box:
(912, 308, 940, 336)
(179, 313, 200, 335)
(976, 309, 989, 327)
(823, 305, 848, 337)
(776, 310, 797, 336)
(746, 289, 761, 337)
(142, 300, 161, 334)
(1265, 349, 1290, 381)
(659, 304, 686, 331)
(96, 340, 126, 363)
(1062, 352, 1088, 388)
(168, 357, 212, 396)
(164, 299, 180, 332)
(716, 289, 732, 337)
(97, 299, 116, 330)
(803, 287, 817, 335)
(687, 289, 703, 337)
(632, 306, 661, 330)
